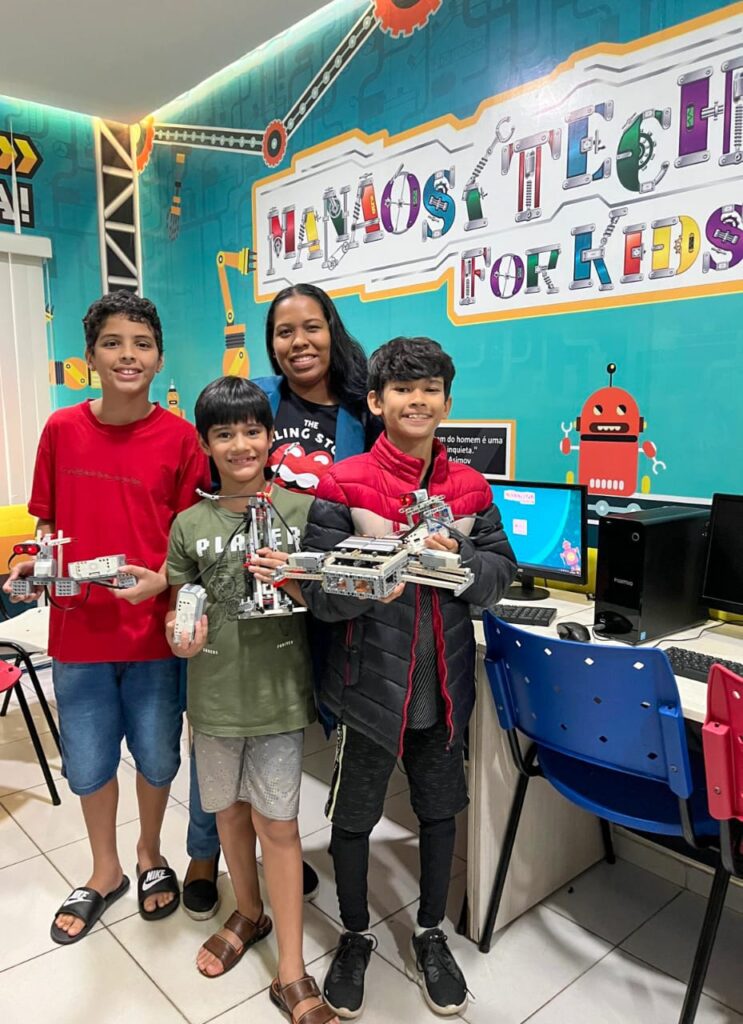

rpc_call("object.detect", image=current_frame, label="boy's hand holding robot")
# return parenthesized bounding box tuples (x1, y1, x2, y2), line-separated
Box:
(166, 609, 209, 658)
(246, 546, 290, 584)
(113, 564, 169, 605)
(2, 559, 44, 604)
(424, 531, 460, 554)
(168, 583, 208, 655)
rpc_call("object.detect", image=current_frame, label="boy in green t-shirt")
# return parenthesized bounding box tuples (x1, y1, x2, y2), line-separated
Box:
(166, 377, 337, 1024)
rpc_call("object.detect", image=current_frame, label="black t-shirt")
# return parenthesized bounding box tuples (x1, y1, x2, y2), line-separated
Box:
(268, 386, 339, 496)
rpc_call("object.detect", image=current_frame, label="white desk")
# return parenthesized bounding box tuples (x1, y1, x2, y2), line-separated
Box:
(466, 592, 743, 943)
(0, 605, 49, 655)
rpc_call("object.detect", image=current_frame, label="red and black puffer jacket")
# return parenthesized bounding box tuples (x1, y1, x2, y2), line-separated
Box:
(301, 433, 517, 756)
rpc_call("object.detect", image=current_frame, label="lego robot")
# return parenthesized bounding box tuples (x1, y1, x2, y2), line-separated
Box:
(192, 488, 307, 620)
(274, 490, 474, 600)
(233, 492, 305, 619)
(9, 531, 137, 598)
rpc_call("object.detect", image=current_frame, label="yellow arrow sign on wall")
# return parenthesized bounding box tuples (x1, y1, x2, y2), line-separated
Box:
(0, 132, 42, 178)
(0, 135, 13, 173)
(15, 137, 39, 176)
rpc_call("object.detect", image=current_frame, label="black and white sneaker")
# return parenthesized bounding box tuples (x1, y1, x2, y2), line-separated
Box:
(410, 928, 468, 1016)
(303, 860, 320, 902)
(323, 931, 377, 1018)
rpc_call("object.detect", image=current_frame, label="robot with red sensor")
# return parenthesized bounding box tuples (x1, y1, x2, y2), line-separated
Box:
(9, 531, 137, 598)
(560, 363, 666, 496)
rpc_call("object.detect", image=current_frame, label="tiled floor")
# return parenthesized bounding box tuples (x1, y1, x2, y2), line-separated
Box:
(2, 667, 743, 1023)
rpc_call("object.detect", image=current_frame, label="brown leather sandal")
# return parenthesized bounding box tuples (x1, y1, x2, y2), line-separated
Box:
(269, 974, 337, 1024)
(197, 906, 272, 978)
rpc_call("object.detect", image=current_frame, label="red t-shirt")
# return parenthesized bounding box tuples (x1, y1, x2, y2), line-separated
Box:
(28, 401, 210, 663)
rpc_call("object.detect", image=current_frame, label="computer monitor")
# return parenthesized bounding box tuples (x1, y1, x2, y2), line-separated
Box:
(489, 480, 587, 601)
(701, 493, 743, 615)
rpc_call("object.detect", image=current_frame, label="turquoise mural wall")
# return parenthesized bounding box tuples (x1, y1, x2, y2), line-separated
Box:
(2, 0, 741, 513)
(0, 97, 102, 390)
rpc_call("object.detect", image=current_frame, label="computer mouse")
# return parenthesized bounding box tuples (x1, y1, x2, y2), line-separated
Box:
(556, 621, 591, 643)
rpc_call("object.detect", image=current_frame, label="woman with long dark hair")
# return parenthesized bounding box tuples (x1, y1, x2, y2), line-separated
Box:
(257, 283, 379, 493)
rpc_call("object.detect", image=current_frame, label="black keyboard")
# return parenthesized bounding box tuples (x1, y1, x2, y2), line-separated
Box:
(492, 603, 558, 627)
(664, 646, 743, 683)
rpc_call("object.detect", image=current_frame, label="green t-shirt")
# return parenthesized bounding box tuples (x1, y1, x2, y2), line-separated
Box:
(167, 485, 315, 738)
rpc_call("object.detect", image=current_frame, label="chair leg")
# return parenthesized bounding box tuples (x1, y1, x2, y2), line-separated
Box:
(14, 683, 61, 806)
(19, 655, 60, 752)
(478, 770, 531, 954)
(456, 888, 468, 936)
(678, 861, 730, 1024)
(0, 687, 11, 717)
(600, 818, 616, 864)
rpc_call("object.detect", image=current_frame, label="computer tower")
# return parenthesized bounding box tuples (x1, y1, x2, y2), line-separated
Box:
(594, 507, 709, 644)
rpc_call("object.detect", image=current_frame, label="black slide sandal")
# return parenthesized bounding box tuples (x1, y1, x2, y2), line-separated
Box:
(136, 862, 180, 920)
(50, 876, 130, 945)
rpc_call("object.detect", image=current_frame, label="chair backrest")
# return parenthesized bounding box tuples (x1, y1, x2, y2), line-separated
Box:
(483, 612, 694, 799)
(0, 660, 22, 693)
(703, 664, 743, 821)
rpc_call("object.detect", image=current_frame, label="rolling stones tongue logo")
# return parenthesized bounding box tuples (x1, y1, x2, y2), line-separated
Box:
(269, 443, 333, 492)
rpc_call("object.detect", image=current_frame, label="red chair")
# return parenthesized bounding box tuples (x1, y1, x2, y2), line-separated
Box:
(0, 656, 60, 805)
(683, 664, 743, 1022)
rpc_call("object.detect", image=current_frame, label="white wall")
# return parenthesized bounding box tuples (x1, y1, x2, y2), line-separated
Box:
(0, 234, 53, 506)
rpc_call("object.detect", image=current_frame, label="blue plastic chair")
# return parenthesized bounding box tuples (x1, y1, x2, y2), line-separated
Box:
(480, 613, 719, 1024)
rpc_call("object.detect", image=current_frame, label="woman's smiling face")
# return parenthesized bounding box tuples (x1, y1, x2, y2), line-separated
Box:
(271, 294, 332, 392)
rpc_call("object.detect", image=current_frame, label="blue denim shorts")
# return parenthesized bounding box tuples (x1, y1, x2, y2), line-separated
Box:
(52, 658, 183, 796)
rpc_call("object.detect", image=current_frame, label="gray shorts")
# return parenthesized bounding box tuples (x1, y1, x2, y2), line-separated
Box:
(193, 730, 304, 820)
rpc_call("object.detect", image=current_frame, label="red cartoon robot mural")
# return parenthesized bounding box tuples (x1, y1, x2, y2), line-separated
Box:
(560, 363, 666, 497)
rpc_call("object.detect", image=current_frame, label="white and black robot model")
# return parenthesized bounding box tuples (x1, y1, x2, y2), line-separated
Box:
(9, 531, 137, 598)
(235, 492, 303, 619)
(273, 490, 473, 600)
(173, 583, 208, 643)
(194, 486, 306, 620)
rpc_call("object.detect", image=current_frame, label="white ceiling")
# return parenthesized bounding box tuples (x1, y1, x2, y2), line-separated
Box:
(0, 0, 335, 123)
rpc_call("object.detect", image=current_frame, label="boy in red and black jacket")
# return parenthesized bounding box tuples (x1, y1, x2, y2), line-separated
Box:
(301, 337, 516, 1018)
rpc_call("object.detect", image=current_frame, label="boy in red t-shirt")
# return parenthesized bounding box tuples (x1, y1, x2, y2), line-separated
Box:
(3, 292, 209, 943)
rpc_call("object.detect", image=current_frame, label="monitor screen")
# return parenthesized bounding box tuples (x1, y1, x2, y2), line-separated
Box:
(701, 493, 743, 615)
(490, 480, 587, 588)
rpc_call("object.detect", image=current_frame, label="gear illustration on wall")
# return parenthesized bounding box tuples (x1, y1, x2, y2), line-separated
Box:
(134, 117, 155, 172)
(263, 119, 288, 168)
(637, 130, 655, 169)
(373, 0, 443, 38)
(721, 207, 743, 232)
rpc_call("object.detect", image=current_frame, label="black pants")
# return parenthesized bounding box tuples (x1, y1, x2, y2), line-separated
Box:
(326, 721, 468, 931)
